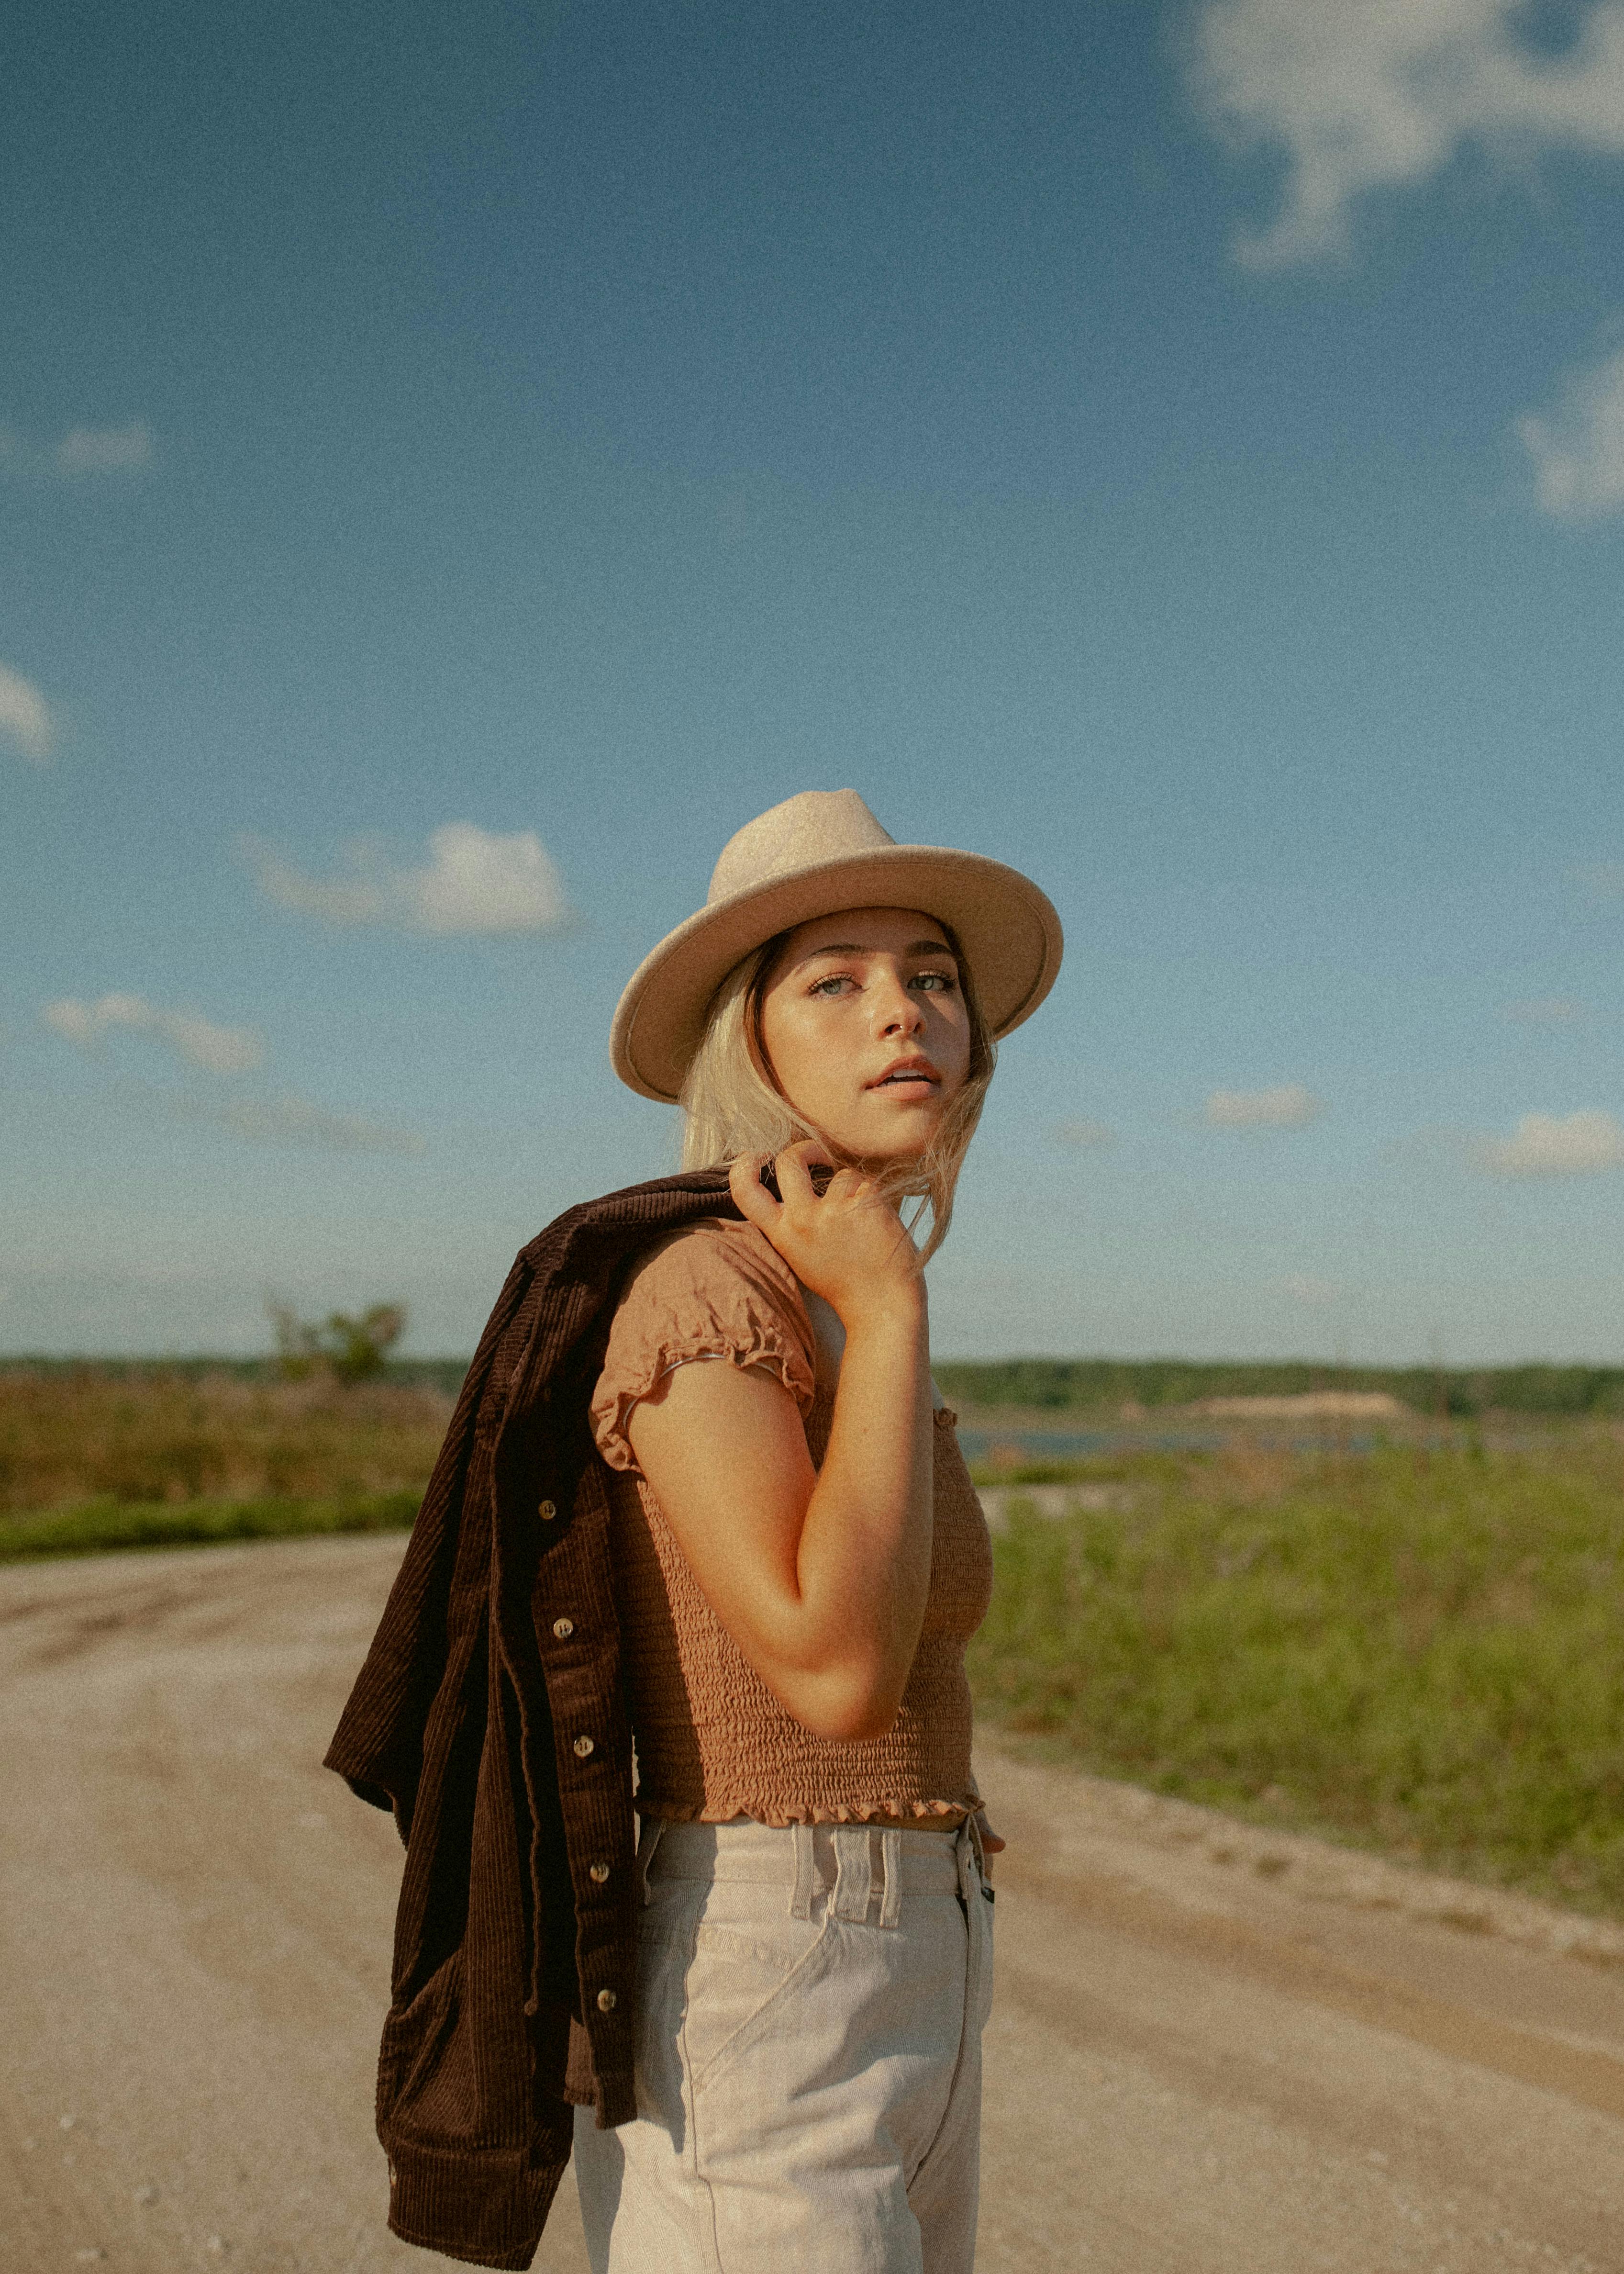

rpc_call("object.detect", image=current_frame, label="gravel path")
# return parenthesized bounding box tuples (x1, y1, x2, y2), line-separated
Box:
(4, 1534, 1622, 2272)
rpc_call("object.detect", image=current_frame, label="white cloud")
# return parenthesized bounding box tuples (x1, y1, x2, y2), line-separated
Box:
(1573, 858, 1624, 897)
(1050, 1117, 1117, 1149)
(184, 1092, 427, 1156)
(0, 662, 54, 762)
(241, 822, 577, 936)
(1281, 1273, 1340, 1305)
(1517, 343, 1624, 518)
(1190, 0, 1624, 267)
(1473, 1107, 1624, 1175)
(1203, 1082, 1324, 1128)
(56, 420, 153, 474)
(43, 992, 263, 1075)
(1502, 995, 1585, 1024)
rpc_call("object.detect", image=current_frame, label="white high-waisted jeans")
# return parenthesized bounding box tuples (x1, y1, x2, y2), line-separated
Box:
(572, 1814, 995, 2274)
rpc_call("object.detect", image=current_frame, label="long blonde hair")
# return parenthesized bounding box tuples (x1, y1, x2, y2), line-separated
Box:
(679, 921, 996, 1262)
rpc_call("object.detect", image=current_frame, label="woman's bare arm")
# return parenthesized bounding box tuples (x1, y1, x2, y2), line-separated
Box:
(623, 1143, 934, 1741)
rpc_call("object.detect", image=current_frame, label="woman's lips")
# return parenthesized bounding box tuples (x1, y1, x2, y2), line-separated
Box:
(868, 1065, 940, 1091)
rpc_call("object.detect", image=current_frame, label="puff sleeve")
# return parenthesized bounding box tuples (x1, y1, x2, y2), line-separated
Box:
(590, 1219, 818, 1475)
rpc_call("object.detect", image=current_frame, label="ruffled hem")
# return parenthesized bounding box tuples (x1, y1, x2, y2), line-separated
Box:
(592, 1329, 816, 1473)
(639, 1791, 981, 1828)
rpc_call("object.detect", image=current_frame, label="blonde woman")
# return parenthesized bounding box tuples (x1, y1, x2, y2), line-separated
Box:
(327, 788, 1060, 2274)
(578, 789, 1063, 2271)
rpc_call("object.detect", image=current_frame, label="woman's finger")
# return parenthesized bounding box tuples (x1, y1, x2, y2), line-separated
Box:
(973, 1807, 1006, 1854)
(728, 1153, 778, 1227)
(772, 1141, 833, 1207)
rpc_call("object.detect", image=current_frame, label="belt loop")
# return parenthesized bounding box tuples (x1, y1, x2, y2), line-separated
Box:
(955, 1817, 979, 1905)
(790, 1822, 816, 1919)
(638, 1818, 667, 1907)
(832, 1825, 872, 1922)
(878, 1829, 903, 1928)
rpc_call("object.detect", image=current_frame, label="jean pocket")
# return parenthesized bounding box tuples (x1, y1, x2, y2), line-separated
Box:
(681, 1916, 833, 2095)
(631, 1901, 702, 2126)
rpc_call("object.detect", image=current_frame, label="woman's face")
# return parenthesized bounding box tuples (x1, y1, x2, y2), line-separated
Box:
(757, 905, 972, 1165)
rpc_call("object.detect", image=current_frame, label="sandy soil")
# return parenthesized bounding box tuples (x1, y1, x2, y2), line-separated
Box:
(3, 1534, 1622, 2273)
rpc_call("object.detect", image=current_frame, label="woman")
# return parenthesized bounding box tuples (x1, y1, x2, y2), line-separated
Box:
(575, 786, 1063, 2272)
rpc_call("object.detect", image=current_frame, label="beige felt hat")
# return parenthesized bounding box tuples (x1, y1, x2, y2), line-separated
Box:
(611, 788, 1063, 1103)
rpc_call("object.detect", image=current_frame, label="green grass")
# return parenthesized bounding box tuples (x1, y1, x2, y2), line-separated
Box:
(0, 1364, 449, 1512)
(0, 1487, 422, 1562)
(968, 1438, 1624, 1916)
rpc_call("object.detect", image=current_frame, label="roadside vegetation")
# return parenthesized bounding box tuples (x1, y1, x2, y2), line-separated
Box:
(969, 1435, 1624, 1917)
(0, 1488, 423, 1561)
(0, 1363, 450, 1525)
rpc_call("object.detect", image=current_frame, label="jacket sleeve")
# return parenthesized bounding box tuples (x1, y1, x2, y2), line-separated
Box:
(323, 1246, 536, 1837)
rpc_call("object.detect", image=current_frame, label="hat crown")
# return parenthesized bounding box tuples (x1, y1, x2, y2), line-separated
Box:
(708, 788, 897, 908)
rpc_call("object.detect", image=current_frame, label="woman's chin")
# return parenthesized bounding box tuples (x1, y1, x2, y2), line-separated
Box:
(838, 1105, 945, 1164)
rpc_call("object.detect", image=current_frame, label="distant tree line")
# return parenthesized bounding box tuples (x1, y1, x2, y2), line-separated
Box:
(0, 1350, 469, 1398)
(7, 1352, 1624, 1420)
(931, 1358, 1624, 1418)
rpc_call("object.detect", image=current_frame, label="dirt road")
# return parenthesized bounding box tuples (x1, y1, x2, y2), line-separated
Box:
(4, 1535, 1623, 2273)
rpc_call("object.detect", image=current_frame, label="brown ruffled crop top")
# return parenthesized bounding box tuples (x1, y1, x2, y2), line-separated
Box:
(590, 1218, 993, 1826)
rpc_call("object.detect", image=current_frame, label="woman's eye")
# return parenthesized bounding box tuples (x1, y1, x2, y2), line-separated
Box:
(913, 971, 957, 993)
(810, 975, 852, 997)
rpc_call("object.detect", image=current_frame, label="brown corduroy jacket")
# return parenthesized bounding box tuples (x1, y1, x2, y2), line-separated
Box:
(325, 1170, 745, 2272)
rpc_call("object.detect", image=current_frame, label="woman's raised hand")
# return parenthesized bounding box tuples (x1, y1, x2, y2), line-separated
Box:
(729, 1142, 923, 1327)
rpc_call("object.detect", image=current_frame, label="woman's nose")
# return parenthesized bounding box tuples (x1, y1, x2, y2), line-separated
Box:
(872, 975, 924, 1035)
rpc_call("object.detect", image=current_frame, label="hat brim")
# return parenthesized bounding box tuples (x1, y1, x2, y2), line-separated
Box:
(611, 844, 1063, 1103)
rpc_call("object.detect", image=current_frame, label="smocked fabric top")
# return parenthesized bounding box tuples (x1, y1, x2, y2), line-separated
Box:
(589, 1217, 993, 1827)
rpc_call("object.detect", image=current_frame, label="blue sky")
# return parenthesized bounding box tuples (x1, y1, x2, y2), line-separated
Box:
(7, 0, 1624, 1363)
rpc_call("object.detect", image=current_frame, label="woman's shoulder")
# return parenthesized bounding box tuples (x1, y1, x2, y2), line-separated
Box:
(618, 1215, 807, 1326)
(592, 1218, 816, 1466)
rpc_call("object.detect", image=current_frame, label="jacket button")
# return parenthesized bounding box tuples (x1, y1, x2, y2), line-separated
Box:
(573, 1735, 595, 1758)
(552, 1617, 575, 1639)
(589, 1862, 611, 1883)
(597, 1988, 617, 2012)
(538, 1499, 556, 1521)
